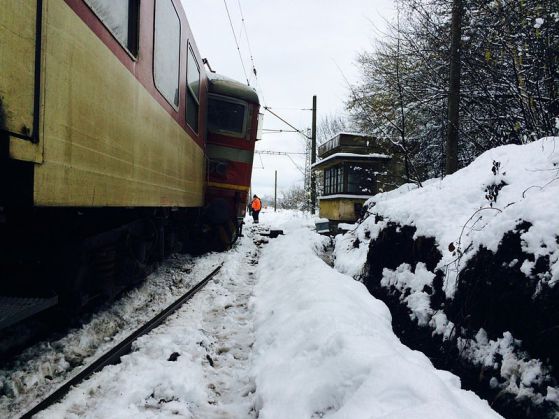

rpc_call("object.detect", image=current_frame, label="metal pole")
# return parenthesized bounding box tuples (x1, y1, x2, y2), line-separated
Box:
(274, 170, 277, 212)
(310, 95, 317, 214)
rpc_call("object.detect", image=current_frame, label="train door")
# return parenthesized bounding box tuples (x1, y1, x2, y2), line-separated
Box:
(0, 0, 44, 163)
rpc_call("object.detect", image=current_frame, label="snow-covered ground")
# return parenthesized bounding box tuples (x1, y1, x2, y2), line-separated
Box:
(1, 254, 226, 417)
(2, 210, 500, 418)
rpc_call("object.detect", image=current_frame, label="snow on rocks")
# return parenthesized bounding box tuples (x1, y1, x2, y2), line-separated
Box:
(333, 137, 559, 414)
(381, 263, 435, 326)
(335, 138, 559, 332)
(372, 137, 558, 295)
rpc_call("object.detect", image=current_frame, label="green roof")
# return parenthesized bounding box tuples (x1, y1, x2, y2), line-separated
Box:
(207, 74, 260, 105)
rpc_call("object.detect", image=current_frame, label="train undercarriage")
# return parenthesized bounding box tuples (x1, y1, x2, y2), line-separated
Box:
(0, 205, 240, 331)
(0, 138, 240, 330)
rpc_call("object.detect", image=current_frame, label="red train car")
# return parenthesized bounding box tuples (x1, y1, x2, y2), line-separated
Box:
(205, 74, 261, 247)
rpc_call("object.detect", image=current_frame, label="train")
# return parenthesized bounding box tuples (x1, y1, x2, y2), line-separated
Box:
(0, 0, 261, 329)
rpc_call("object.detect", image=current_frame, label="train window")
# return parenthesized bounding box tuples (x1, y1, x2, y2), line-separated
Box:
(208, 95, 248, 138)
(154, 0, 181, 108)
(84, 0, 139, 56)
(186, 45, 200, 132)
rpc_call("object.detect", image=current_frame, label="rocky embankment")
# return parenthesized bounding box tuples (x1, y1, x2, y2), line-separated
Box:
(334, 138, 559, 418)
(364, 221, 558, 418)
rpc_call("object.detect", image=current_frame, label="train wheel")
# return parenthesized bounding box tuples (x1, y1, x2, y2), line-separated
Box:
(213, 219, 238, 251)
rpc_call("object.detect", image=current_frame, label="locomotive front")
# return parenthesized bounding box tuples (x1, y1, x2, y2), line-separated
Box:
(204, 74, 261, 248)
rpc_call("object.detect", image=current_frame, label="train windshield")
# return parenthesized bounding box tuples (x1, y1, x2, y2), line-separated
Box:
(208, 96, 248, 138)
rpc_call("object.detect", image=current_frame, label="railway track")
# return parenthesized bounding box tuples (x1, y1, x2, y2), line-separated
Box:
(19, 264, 223, 419)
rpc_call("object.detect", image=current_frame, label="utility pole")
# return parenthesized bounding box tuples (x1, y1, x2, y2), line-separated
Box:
(310, 95, 317, 214)
(445, 0, 463, 175)
(274, 170, 277, 212)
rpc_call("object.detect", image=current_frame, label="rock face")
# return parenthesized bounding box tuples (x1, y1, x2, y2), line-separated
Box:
(363, 221, 559, 419)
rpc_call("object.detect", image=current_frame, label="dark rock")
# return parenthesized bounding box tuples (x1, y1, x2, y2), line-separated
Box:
(362, 220, 559, 419)
(167, 352, 180, 362)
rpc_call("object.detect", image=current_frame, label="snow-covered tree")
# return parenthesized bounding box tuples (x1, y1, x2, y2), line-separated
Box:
(348, 0, 558, 179)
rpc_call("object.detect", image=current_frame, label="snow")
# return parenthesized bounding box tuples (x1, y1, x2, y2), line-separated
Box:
(251, 213, 499, 418)
(339, 137, 559, 295)
(457, 330, 550, 404)
(7, 210, 502, 418)
(381, 263, 435, 326)
(0, 253, 224, 417)
(332, 137, 559, 407)
(312, 152, 392, 168)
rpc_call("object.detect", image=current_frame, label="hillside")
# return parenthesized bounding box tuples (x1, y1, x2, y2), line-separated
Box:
(334, 137, 559, 418)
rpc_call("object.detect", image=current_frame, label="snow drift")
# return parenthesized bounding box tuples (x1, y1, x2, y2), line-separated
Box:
(252, 213, 500, 419)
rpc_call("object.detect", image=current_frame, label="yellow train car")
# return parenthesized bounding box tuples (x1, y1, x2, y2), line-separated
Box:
(1, 0, 205, 207)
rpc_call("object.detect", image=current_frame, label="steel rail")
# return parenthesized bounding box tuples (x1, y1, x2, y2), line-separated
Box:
(20, 264, 223, 418)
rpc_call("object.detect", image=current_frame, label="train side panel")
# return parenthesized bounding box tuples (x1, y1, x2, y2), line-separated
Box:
(32, 0, 204, 208)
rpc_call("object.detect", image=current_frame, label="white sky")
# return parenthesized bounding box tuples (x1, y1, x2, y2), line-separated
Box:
(181, 0, 395, 198)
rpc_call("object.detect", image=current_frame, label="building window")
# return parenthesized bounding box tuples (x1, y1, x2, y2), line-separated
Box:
(208, 95, 248, 137)
(186, 45, 200, 131)
(348, 164, 376, 194)
(85, 0, 139, 56)
(323, 165, 344, 195)
(154, 0, 181, 108)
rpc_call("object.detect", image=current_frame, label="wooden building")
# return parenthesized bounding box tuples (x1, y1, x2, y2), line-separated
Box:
(313, 133, 406, 226)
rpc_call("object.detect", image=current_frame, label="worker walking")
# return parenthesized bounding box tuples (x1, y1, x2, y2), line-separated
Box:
(250, 195, 262, 223)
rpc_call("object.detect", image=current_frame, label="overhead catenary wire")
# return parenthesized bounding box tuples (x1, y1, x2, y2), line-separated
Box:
(254, 151, 306, 175)
(262, 129, 300, 134)
(223, 0, 250, 85)
(254, 150, 307, 156)
(232, 0, 269, 106)
(236, 0, 257, 79)
(263, 106, 311, 140)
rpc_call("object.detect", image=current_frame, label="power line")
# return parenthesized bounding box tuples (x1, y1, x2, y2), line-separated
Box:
(262, 129, 299, 134)
(254, 150, 305, 175)
(236, 0, 257, 80)
(223, 0, 250, 85)
(233, 0, 268, 107)
(264, 107, 313, 111)
(255, 150, 306, 156)
(263, 107, 311, 139)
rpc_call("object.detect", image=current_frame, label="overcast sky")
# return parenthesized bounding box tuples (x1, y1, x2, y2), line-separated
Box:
(181, 0, 395, 198)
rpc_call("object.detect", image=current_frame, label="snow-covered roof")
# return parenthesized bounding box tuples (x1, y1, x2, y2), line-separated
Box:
(318, 194, 374, 200)
(327, 131, 371, 141)
(312, 152, 391, 169)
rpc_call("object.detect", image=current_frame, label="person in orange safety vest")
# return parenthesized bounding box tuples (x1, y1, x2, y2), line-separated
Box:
(250, 195, 262, 223)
